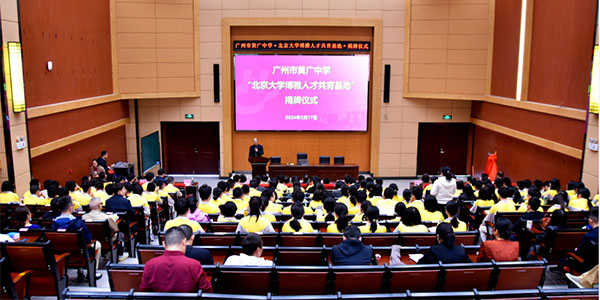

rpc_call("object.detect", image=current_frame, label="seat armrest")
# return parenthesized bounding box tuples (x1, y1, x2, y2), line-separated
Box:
(54, 253, 70, 277)
(11, 270, 33, 284)
(566, 251, 585, 263)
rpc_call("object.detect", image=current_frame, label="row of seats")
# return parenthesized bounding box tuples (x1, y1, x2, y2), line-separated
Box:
(63, 287, 599, 300)
(156, 231, 479, 247)
(136, 243, 482, 266)
(107, 260, 548, 295)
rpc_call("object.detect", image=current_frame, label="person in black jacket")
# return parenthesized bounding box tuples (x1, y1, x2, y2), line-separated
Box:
(248, 138, 264, 158)
(179, 225, 214, 266)
(51, 195, 102, 280)
(105, 182, 135, 219)
(330, 225, 373, 266)
(418, 222, 472, 264)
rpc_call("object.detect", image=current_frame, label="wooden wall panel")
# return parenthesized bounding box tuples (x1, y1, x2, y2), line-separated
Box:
(406, 1, 489, 97)
(230, 26, 373, 172)
(527, 0, 597, 109)
(30, 127, 127, 185)
(472, 126, 581, 187)
(471, 101, 586, 149)
(19, 0, 113, 107)
(489, 0, 521, 99)
(27, 101, 129, 148)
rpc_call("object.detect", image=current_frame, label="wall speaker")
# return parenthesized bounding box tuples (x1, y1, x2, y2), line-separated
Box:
(213, 64, 220, 103)
(383, 64, 391, 103)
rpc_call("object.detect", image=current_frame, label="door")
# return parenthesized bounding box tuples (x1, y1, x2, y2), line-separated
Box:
(161, 122, 219, 174)
(417, 123, 471, 175)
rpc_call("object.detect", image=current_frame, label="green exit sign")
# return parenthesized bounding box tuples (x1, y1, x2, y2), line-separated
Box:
(184, 114, 194, 119)
(443, 114, 452, 120)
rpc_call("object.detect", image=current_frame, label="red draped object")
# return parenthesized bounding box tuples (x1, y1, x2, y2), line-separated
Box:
(485, 153, 498, 181)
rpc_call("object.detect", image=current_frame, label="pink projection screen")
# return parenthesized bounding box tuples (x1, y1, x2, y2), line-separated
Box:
(234, 55, 370, 131)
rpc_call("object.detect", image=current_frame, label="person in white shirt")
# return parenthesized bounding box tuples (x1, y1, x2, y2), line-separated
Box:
(430, 166, 457, 204)
(224, 233, 273, 266)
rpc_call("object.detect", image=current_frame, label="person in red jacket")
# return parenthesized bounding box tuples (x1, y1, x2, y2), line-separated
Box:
(140, 227, 212, 293)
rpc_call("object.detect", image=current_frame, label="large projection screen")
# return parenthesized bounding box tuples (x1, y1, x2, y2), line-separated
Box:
(234, 55, 370, 131)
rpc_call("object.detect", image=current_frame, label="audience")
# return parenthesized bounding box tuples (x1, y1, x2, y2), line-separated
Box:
(217, 201, 238, 222)
(331, 225, 373, 266)
(224, 233, 273, 266)
(418, 223, 472, 264)
(327, 203, 349, 233)
(444, 201, 467, 232)
(559, 206, 599, 274)
(186, 196, 209, 223)
(0, 181, 20, 204)
(105, 183, 136, 220)
(82, 197, 127, 261)
(421, 195, 444, 222)
(430, 166, 456, 204)
(394, 207, 428, 233)
(198, 184, 219, 214)
(140, 227, 212, 292)
(477, 217, 519, 262)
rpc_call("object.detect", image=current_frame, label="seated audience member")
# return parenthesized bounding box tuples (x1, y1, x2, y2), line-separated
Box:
(517, 187, 543, 212)
(15, 205, 41, 229)
(418, 223, 472, 264)
(353, 200, 371, 222)
(231, 187, 249, 212)
(282, 190, 314, 215)
(392, 202, 406, 222)
(421, 196, 444, 222)
(105, 183, 136, 220)
(142, 182, 162, 203)
(261, 188, 282, 214)
(337, 185, 350, 205)
(547, 191, 569, 213)
(368, 184, 384, 206)
(318, 197, 336, 222)
(566, 265, 599, 289)
(66, 180, 90, 207)
(559, 207, 599, 274)
(163, 176, 181, 194)
(259, 196, 276, 222)
(471, 185, 496, 213)
(489, 186, 516, 214)
(164, 198, 204, 233)
(458, 185, 477, 201)
(140, 227, 212, 292)
(406, 187, 425, 213)
(0, 181, 20, 204)
(327, 203, 349, 233)
(345, 186, 361, 215)
(394, 207, 428, 233)
(236, 196, 275, 233)
(282, 203, 314, 233)
(217, 201, 238, 222)
(21, 179, 38, 199)
(513, 197, 544, 233)
(443, 201, 468, 232)
(309, 188, 325, 210)
(198, 184, 219, 214)
(177, 225, 214, 265)
(477, 217, 519, 262)
(187, 196, 209, 222)
(127, 184, 150, 216)
(331, 225, 373, 266)
(23, 184, 47, 205)
(377, 188, 398, 216)
(93, 181, 109, 204)
(224, 233, 273, 266)
(569, 187, 592, 211)
(359, 206, 387, 233)
(83, 197, 127, 260)
(528, 209, 568, 260)
(52, 195, 102, 279)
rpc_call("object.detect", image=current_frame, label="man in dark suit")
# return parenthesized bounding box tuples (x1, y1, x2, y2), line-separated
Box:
(105, 182, 135, 220)
(97, 150, 109, 171)
(179, 225, 214, 265)
(248, 138, 264, 158)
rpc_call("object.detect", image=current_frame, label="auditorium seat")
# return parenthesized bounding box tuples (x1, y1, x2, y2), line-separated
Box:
(333, 265, 386, 294)
(0, 257, 33, 300)
(86, 220, 119, 263)
(493, 260, 547, 290)
(388, 263, 440, 292)
(2, 241, 69, 297)
(275, 246, 327, 266)
(212, 265, 273, 295)
(276, 266, 330, 295)
(45, 230, 98, 287)
(537, 229, 589, 262)
(106, 263, 144, 292)
(442, 262, 494, 291)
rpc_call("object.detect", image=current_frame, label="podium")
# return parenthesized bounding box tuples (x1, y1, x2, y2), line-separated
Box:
(248, 156, 270, 178)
